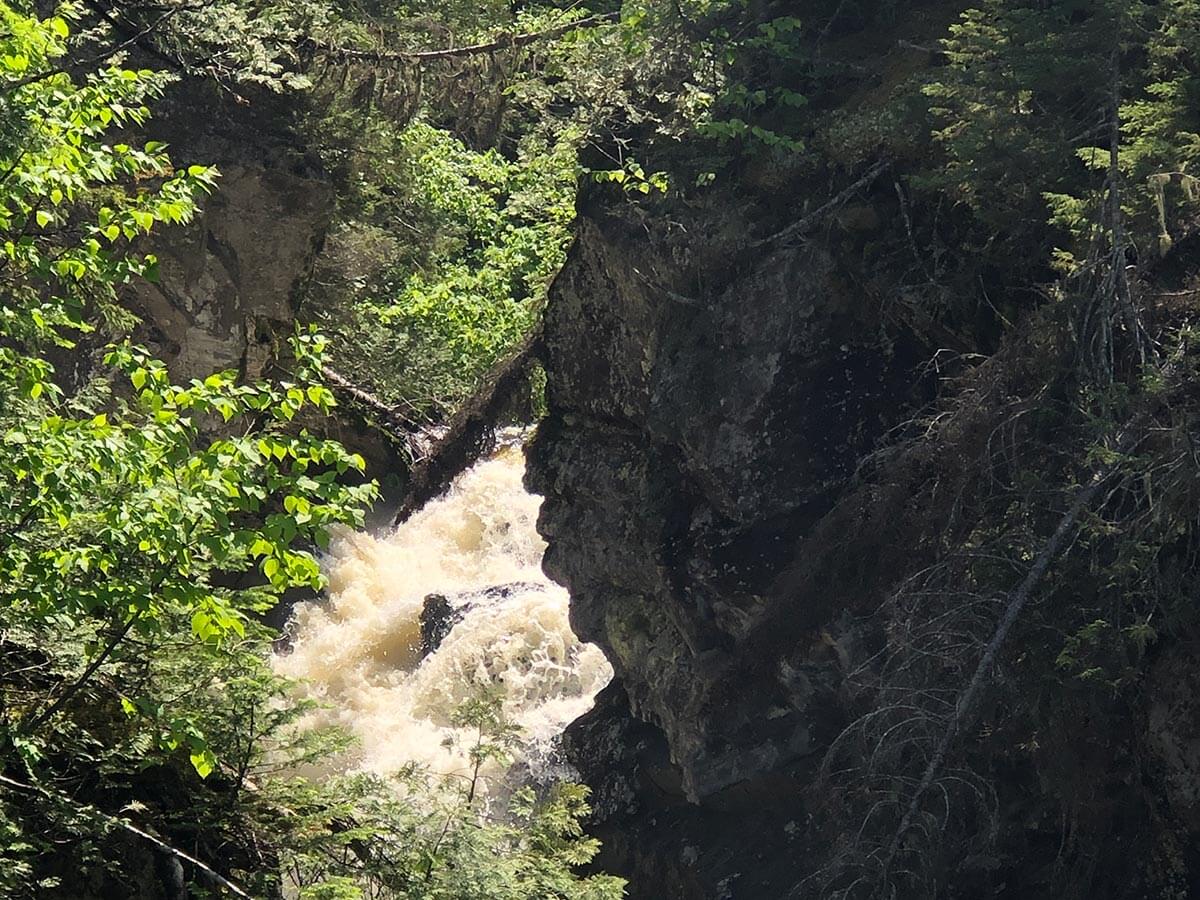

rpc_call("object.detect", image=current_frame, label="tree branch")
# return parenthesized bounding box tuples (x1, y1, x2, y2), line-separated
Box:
(24, 612, 140, 732)
(1, 2, 198, 94)
(25, 550, 184, 733)
(307, 12, 618, 66)
(320, 366, 428, 458)
(882, 426, 1139, 878)
(0, 773, 251, 898)
(751, 159, 891, 249)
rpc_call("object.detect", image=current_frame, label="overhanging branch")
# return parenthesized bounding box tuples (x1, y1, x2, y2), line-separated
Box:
(306, 12, 618, 66)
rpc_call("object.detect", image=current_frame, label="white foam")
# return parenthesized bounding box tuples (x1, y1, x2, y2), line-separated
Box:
(273, 444, 612, 783)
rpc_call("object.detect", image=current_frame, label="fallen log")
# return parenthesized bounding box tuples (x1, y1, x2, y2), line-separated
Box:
(393, 330, 543, 524)
(320, 366, 432, 461)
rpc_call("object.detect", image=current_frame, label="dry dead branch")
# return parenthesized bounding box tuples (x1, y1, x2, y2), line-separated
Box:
(0, 773, 251, 898)
(305, 13, 618, 67)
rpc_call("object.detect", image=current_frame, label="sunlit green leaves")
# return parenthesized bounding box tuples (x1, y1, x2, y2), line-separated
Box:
(316, 120, 578, 416)
(0, 9, 218, 357)
(0, 1, 374, 790)
(1, 327, 375, 779)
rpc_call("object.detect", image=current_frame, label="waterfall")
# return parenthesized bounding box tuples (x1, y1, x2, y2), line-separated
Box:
(272, 441, 612, 783)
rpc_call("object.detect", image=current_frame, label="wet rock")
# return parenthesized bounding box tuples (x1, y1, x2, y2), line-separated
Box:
(419, 582, 545, 657)
(419, 593, 460, 657)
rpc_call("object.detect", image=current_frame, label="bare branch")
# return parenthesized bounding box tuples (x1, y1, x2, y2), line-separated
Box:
(0, 773, 251, 898)
(751, 159, 891, 249)
(320, 366, 429, 459)
(881, 427, 1137, 877)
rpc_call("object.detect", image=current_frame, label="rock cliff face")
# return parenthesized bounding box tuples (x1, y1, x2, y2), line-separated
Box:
(529, 192, 925, 793)
(126, 84, 406, 477)
(129, 161, 331, 381)
(527, 165, 928, 897)
(127, 86, 332, 382)
(527, 10, 1200, 898)
(524, 18, 984, 890)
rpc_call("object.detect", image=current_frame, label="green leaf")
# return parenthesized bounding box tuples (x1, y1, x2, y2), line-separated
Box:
(189, 748, 216, 779)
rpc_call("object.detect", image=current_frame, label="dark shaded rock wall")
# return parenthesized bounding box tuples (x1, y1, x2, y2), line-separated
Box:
(526, 165, 933, 895)
(529, 194, 924, 790)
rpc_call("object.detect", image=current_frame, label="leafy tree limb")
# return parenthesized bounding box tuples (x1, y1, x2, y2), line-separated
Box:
(306, 12, 618, 66)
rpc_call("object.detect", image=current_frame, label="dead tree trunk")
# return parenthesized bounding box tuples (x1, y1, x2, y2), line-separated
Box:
(321, 366, 430, 460)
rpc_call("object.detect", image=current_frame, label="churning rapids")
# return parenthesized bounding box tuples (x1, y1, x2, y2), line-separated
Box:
(272, 443, 612, 783)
